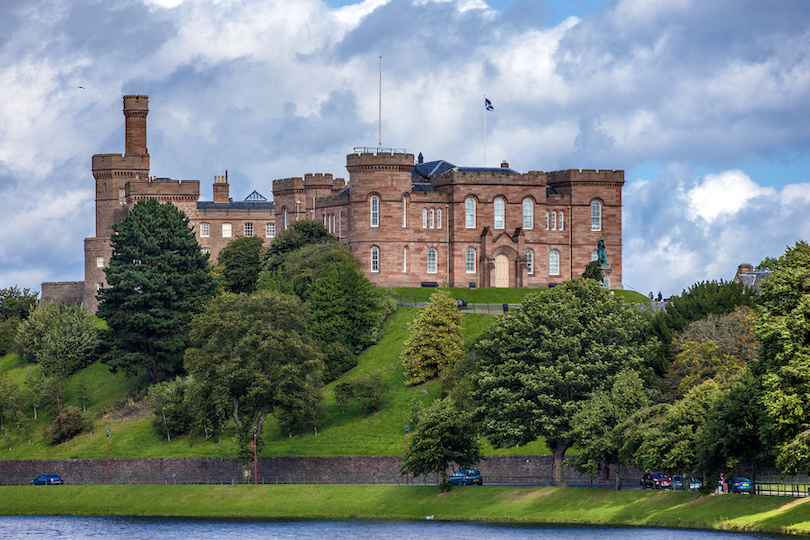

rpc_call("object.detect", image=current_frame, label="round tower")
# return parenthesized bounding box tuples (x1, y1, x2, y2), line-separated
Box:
(124, 95, 149, 156)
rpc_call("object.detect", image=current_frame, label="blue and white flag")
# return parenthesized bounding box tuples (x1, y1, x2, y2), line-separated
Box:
(485, 98, 493, 111)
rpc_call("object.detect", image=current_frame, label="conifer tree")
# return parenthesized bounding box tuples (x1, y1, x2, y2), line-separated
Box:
(97, 199, 218, 384)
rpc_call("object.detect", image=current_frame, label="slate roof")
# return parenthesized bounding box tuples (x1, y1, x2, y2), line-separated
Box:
(736, 271, 771, 292)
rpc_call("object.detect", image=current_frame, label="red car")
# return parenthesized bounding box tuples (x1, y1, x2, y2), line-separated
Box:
(640, 472, 672, 490)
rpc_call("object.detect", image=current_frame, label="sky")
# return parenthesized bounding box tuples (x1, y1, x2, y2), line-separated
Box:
(2, 0, 810, 297)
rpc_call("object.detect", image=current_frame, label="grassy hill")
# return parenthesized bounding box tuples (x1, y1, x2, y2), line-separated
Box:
(0, 286, 647, 460)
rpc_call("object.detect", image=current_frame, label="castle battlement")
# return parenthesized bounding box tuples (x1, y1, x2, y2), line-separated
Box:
(546, 169, 625, 185)
(127, 178, 200, 197)
(273, 177, 305, 193)
(346, 148, 415, 171)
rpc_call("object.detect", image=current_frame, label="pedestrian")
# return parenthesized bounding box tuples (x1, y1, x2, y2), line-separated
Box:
(657, 291, 663, 302)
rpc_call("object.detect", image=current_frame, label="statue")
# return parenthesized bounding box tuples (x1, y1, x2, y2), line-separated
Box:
(597, 238, 608, 266)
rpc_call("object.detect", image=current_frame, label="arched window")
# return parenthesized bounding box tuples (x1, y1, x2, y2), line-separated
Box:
(525, 248, 534, 274)
(549, 249, 560, 275)
(427, 248, 437, 273)
(591, 200, 602, 231)
(523, 199, 533, 229)
(591, 250, 599, 262)
(283, 207, 288, 229)
(494, 197, 505, 229)
(465, 248, 476, 273)
(545, 210, 549, 230)
(370, 195, 380, 227)
(437, 209, 442, 229)
(371, 246, 380, 272)
(402, 196, 407, 228)
(551, 211, 557, 231)
(558, 211, 564, 231)
(402, 246, 408, 273)
(465, 197, 476, 229)
(422, 208, 427, 228)
(429, 209, 435, 229)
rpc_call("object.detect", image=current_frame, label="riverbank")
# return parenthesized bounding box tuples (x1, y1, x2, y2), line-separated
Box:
(3, 485, 810, 536)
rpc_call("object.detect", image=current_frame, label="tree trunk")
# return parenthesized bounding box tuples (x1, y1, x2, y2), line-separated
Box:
(615, 462, 622, 491)
(549, 439, 572, 486)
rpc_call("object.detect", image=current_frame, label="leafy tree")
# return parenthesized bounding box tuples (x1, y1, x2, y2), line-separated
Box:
(48, 405, 87, 445)
(41, 376, 66, 415)
(264, 219, 337, 273)
(184, 374, 227, 442)
(22, 369, 44, 420)
(648, 280, 758, 375)
(13, 303, 62, 363)
(0, 286, 38, 355)
(334, 373, 389, 414)
(569, 369, 653, 490)
(184, 291, 323, 468)
(581, 261, 604, 282)
(97, 198, 218, 384)
(38, 305, 98, 378)
(275, 374, 325, 437)
(750, 241, 810, 473)
(217, 235, 265, 294)
(255, 267, 296, 295)
(400, 288, 466, 386)
(474, 278, 657, 486)
(0, 374, 23, 431)
(146, 377, 190, 442)
(319, 341, 357, 383)
(400, 398, 482, 490)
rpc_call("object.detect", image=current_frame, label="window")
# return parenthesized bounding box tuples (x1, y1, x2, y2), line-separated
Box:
(494, 197, 505, 229)
(591, 250, 599, 262)
(437, 209, 442, 229)
(549, 249, 560, 276)
(559, 211, 564, 231)
(525, 249, 534, 274)
(545, 210, 550, 230)
(96, 256, 104, 268)
(200, 222, 210, 238)
(402, 196, 407, 228)
(222, 223, 232, 238)
(591, 200, 602, 231)
(201, 247, 211, 256)
(427, 248, 437, 273)
(97, 282, 104, 291)
(284, 207, 288, 229)
(371, 246, 380, 272)
(119, 189, 126, 204)
(422, 208, 427, 228)
(429, 209, 435, 229)
(402, 246, 408, 273)
(465, 197, 476, 229)
(465, 248, 476, 273)
(523, 199, 533, 229)
(370, 195, 380, 227)
(551, 211, 556, 231)
(244, 222, 254, 237)
(266, 223, 275, 238)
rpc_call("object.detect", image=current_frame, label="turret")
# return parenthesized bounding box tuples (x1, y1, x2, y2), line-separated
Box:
(124, 95, 149, 156)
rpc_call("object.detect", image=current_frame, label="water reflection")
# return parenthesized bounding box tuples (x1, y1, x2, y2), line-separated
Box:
(0, 516, 790, 539)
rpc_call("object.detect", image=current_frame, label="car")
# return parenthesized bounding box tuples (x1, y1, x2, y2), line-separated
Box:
(640, 472, 672, 490)
(672, 474, 702, 491)
(449, 468, 483, 486)
(726, 476, 753, 494)
(32, 474, 63, 485)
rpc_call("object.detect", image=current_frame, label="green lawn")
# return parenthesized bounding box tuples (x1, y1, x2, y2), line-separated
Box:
(3, 485, 810, 536)
(393, 286, 649, 305)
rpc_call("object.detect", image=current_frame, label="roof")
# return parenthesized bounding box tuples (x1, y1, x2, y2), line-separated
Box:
(736, 271, 771, 292)
(244, 190, 267, 201)
(197, 200, 275, 211)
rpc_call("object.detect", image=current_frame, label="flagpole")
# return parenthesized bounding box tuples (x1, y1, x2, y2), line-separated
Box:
(483, 95, 487, 167)
(379, 56, 382, 148)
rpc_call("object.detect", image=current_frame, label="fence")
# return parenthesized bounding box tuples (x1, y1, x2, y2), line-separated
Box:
(395, 295, 517, 314)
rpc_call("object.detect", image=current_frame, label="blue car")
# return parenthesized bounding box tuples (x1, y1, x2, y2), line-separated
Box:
(726, 476, 753, 494)
(449, 468, 483, 486)
(32, 474, 63, 485)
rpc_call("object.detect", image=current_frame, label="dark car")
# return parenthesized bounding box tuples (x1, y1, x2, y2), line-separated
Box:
(32, 474, 63, 485)
(640, 472, 672, 490)
(449, 468, 483, 486)
(726, 476, 753, 494)
(672, 474, 702, 491)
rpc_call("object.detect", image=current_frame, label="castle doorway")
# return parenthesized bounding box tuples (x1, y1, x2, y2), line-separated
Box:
(494, 254, 509, 288)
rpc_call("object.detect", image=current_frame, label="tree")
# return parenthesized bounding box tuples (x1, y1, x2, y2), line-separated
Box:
(97, 198, 218, 384)
(264, 219, 337, 273)
(37, 305, 98, 378)
(400, 398, 482, 490)
(334, 373, 389, 414)
(146, 377, 190, 442)
(400, 288, 466, 386)
(0, 286, 38, 355)
(217, 235, 265, 294)
(569, 369, 653, 490)
(750, 241, 810, 473)
(184, 291, 323, 469)
(581, 261, 604, 282)
(13, 302, 62, 363)
(474, 278, 657, 486)
(48, 405, 87, 445)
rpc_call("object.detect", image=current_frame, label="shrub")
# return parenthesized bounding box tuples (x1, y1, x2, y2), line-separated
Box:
(48, 406, 87, 445)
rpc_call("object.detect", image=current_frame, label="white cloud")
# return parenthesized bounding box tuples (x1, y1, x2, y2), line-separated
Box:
(686, 170, 775, 224)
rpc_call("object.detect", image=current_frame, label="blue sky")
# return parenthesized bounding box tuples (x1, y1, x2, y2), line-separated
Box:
(1, 0, 810, 297)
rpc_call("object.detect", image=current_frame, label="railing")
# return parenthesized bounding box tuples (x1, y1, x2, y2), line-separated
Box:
(395, 295, 517, 314)
(352, 146, 408, 155)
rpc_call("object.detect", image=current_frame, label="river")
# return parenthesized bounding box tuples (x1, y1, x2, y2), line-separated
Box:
(0, 517, 795, 539)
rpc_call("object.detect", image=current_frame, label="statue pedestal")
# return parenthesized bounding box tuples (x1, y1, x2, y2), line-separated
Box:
(601, 264, 612, 288)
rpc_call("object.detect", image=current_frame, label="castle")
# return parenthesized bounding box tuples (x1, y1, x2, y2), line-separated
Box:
(42, 95, 624, 311)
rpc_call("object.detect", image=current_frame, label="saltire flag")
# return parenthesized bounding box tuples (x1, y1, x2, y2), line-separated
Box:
(485, 98, 493, 111)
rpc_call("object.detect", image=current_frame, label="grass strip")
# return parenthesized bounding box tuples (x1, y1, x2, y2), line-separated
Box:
(3, 485, 810, 536)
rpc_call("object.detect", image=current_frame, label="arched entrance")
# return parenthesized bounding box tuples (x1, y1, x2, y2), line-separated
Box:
(494, 254, 509, 288)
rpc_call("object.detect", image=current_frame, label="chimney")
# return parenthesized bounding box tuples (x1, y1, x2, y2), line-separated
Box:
(501, 161, 509, 169)
(213, 171, 230, 203)
(123, 95, 149, 156)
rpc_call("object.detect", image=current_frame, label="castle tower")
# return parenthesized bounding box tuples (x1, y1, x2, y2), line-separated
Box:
(84, 95, 152, 312)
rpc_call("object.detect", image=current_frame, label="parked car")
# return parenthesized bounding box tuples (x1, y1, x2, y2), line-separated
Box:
(726, 476, 753, 494)
(32, 474, 63, 485)
(640, 472, 672, 490)
(672, 474, 702, 491)
(449, 468, 483, 486)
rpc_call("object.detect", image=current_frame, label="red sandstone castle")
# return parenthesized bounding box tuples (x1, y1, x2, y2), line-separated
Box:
(42, 95, 624, 311)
